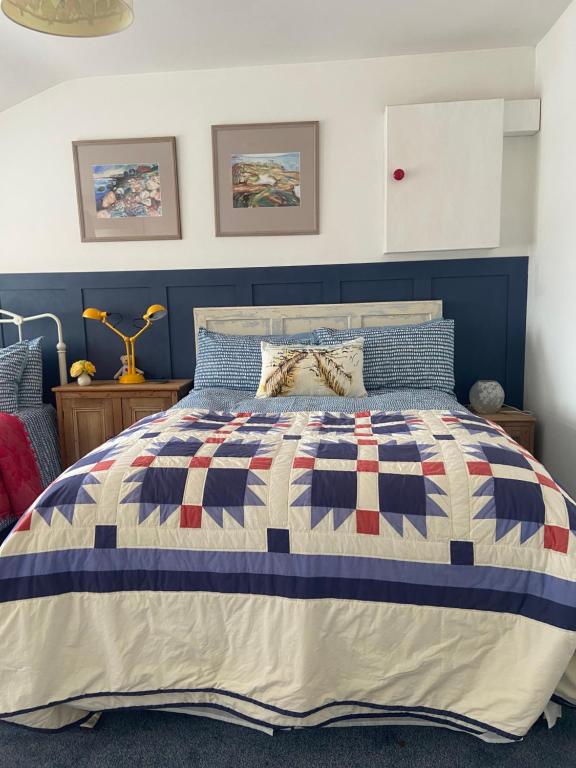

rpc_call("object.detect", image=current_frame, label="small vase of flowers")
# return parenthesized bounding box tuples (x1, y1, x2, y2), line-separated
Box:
(70, 360, 96, 387)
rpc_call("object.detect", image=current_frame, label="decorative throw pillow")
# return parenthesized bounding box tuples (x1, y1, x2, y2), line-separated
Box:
(19, 337, 43, 408)
(315, 319, 455, 393)
(194, 329, 316, 391)
(256, 339, 367, 398)
(0, 342, 29, 413)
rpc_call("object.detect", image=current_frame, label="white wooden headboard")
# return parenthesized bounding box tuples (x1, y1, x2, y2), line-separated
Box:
(193, 300, 442, 351)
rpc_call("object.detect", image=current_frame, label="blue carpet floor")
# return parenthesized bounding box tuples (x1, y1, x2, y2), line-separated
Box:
(0, 708, 575, 768)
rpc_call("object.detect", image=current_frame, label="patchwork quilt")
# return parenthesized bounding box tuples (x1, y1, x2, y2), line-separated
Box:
(1, 408, 576, 741)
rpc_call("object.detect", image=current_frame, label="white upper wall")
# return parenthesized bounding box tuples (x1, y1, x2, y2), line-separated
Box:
(525, 1, 576, 494)
(0, 0, 567, 113)
(0, 47, 536, 274)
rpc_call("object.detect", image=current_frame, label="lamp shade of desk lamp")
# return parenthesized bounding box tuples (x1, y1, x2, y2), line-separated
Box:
(82, 304, 167, 385)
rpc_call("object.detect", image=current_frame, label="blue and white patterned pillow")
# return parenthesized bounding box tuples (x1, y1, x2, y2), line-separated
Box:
(19, 337, 43, 408)
(0, 342, 29, 413)
(195, 329, 316, 391)
(316, 319, 455, 393)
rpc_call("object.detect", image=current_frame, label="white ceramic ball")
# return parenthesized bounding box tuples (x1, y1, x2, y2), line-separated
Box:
(469, 380, 505, 414)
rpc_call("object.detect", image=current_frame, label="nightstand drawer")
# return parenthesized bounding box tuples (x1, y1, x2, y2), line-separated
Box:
(502, 424, 534, 453)
(61, 397, 120, 465)
(122, 395, 175, 427)
(472, 406, 536, 456)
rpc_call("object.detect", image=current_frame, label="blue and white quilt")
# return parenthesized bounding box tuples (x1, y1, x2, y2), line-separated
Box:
(1, 405, 576, 741)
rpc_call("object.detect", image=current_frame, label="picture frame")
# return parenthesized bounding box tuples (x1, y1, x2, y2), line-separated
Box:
(72, 137, 182, 242)
(212, 121, 319, 237)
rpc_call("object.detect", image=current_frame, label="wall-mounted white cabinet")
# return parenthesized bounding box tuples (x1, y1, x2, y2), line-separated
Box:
(384, 99, 505, 253)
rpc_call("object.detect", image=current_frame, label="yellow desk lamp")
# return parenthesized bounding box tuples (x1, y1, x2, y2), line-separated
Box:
(82, 304, 167, 385)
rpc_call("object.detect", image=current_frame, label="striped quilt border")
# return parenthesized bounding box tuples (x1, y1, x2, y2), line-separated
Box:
(2, 555, 576, 629)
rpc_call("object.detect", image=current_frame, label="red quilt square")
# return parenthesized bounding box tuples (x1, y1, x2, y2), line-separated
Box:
(293, 456, 315, 469)
(356, 509, 379, 535)
(132, 455, 155, 467)
(206, 437, 225, 444)
(190, 456, 212, 469)
(14, 511, 32, 532)
(467, 461, 492, 476)
(358, 439, 378, 446)
(544, 525, 569, 554)
(180, 505, 202, 528)
(537, 473, 559, 491)
(92, 459, 115, 472)
(235, 412, 252, 418)
(355, 411, 371, 418)
(357, 460, 379, 473)
(250, 457, 273, 470)
(422, 461, 445, 476)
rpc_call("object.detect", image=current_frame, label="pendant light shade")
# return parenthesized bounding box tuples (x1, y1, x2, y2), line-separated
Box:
(1, 0, 134, 37)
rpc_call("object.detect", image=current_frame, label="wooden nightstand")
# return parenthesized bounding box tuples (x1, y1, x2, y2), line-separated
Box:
(470, 405, 536, 454)
(53, 379, 192, 469)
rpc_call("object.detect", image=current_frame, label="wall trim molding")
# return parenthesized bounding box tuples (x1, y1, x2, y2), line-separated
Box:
(0, 256, 528, 407)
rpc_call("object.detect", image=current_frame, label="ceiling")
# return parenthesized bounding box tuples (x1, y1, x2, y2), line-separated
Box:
(0, 0, 571, 113)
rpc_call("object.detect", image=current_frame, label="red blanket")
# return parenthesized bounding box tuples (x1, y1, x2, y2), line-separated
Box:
(0, 413, 42, 523)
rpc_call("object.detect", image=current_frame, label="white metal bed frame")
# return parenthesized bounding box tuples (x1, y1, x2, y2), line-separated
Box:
(0, 310, 68, 386)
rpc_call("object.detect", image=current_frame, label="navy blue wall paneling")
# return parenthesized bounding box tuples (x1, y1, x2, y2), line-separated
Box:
(0, 286, 79, 400)
(252, 281, 324, 306)
(0, 256, 528, 407)
(341, 278, 414, 303)
(166, 284, 238, 380)
(431, 274, 510, 408)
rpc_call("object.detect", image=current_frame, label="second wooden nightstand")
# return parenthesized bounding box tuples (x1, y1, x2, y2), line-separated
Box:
(53, 379, 192, 469)
(470, 405, 536, 454)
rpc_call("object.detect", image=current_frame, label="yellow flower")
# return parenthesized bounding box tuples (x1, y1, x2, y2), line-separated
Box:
(70, 360, 96, 378)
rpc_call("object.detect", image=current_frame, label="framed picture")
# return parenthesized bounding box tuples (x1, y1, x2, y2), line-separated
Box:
(212, 121, 319, 237)
(72, 137, 181, 242)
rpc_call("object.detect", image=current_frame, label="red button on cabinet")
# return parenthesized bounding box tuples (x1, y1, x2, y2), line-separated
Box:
(393, 168, 405, 181)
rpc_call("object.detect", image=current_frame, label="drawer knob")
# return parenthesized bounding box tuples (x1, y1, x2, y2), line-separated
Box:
(393, 168, 405, 181)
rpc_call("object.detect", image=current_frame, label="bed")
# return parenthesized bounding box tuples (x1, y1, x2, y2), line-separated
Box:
(0, 310, 66, 538)
(1, 300, 575, 743)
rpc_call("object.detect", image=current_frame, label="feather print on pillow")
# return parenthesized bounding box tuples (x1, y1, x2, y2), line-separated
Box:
(255, 339, 366, 398)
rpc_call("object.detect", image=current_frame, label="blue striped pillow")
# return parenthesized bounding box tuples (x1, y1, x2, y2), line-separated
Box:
(316, 319, 455, 393)
(194, 329, 316, 391)
(19, 337, 43, 408)
(0, 342, 29, 413)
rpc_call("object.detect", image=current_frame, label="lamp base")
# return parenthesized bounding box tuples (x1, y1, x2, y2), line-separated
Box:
(119, 372, 145, 385)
